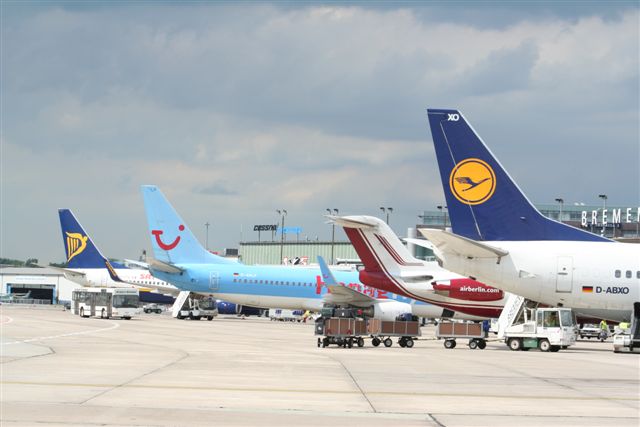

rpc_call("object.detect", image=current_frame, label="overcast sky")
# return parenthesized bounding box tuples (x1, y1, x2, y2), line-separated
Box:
(2, 1, 639, 264)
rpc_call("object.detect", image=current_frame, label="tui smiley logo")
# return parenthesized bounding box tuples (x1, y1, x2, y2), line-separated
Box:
(151, 225, 185, 250)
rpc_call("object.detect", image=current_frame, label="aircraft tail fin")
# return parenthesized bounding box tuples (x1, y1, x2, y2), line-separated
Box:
(58, 209, 113, 269)
(331, 215, 424, 274)
(426, 109, 609, 242)
(141, 185, 236, 265)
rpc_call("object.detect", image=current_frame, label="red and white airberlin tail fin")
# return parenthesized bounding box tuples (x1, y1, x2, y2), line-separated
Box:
(330, 215, 429, 276)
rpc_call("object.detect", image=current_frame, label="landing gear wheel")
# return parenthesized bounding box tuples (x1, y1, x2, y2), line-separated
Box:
(477, 339, 487, 350)
(372, 338, 381, 347)
(357, 337, 365, 348)
(444, 339, 456, 349)
(508, 338, 522, 351)
(405, 338, 414, 348)
(383, 338, 393, 347)
(538, 339, 551, 352)
(469, 339, 478, 350)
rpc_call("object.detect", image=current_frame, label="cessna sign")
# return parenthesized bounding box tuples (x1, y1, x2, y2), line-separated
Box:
(254, 225, 278, 232)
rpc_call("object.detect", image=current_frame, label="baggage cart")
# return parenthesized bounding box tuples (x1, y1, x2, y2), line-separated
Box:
(436, 321, 487, 349)
(367, 319, 421, 348)
(316, 317, 367, 348)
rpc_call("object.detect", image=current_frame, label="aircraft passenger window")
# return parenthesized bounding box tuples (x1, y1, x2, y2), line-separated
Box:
(615, 270, 621, 278)
(626, 271, 632, 279)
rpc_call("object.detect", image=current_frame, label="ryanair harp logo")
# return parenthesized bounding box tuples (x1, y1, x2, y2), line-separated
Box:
(65, 232, 88, 263)
(450, 158, 496, 205)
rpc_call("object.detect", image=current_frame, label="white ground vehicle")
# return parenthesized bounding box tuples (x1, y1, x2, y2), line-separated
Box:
(72, 287, 139, 319)
(143, 303, 163, 314)
(613, 303, 640, 353)
(504, 307, 576, 352)
(270, 309, 303, 322)
(578, 324, 601, 340)
(171, 291, 218, 321)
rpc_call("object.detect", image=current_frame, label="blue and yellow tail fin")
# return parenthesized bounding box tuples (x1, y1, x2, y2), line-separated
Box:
(426, 109, 608, 242)
(140, 185, 236, 265)
(59, 209, 108, 268)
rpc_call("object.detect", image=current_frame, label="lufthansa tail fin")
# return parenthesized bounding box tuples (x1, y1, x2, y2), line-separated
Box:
(141, 185, 236, 265)
(426, 109, 609, 242)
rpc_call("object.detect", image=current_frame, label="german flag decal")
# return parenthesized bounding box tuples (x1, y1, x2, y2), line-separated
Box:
(582, 286, 594, 293)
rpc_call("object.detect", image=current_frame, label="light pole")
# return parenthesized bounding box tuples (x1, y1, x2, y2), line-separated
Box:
(276, 209, 287, 264)
(326, 208, 339, 265)
(598, 194, 607, 236)
(554, 198, 564, 222)
(437, 205, 448, 229)
(205, 222, 210, 250)
(379, 207, 393, 225)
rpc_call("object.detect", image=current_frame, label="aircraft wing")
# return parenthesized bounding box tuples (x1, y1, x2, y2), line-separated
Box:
(419, 228, 509, 259)
(317, 256, 375, 306)
(324, 284, 376, 305)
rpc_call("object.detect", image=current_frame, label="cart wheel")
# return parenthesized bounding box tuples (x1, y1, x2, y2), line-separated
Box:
(405, 338, 414, 348)
(383, 338, 393, 347)
(372, 338, 381, 347)
(538, 339, 551, 352)
(207, 316, 213, 321)
(477, 339, 487, 350)
(322, 337, 329, 348)
(444, 340, 455, 349)
(347, 338, 353, 348)
(357, 337, 365, 347)
(550, 345, 561, 352)
(317, 338, 321, 348)
(508, 338, 522, 351)
(399, 338, 406, 348)
(469, 339, 478, 350)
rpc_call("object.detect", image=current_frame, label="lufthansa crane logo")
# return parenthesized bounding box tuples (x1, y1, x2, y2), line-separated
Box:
(151, 225, 185, 251)
(65, 232, 88, 263)
(449, 158, 496, 205)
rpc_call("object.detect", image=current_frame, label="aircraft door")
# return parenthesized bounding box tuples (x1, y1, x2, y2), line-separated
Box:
(209, 272, 220, 292)
(555, 257, 573, 293)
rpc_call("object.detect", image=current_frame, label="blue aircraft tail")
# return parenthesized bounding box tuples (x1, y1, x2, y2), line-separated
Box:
(58, 209, 125, 279)
(140, 185, 236, 265)
(426, 109, 608, 242)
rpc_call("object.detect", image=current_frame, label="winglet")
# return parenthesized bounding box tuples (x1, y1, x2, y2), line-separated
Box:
(317, 256, 338, 286)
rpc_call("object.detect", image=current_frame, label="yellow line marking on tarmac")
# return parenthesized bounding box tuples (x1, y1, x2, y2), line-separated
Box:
(2, 381, 638, 402)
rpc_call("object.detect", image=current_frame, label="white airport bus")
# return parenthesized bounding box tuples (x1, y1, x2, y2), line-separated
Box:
(71, 288, 139, 319)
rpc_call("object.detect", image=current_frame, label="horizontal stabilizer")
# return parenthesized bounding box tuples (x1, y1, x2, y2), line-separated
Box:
(48, 266, 87, 283)
(327, 215, 378, 230)
(419, 228, 509, 259)
(148, 257, 183, 274)
(124, 259, 150, 269)
(403, 237, 434, 250)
